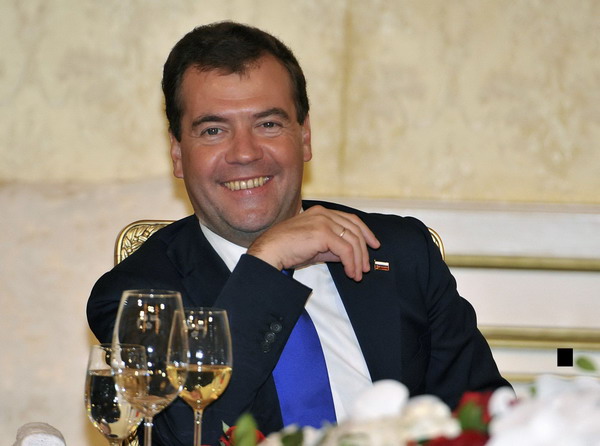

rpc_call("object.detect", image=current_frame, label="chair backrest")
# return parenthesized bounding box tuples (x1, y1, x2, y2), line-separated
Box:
(115, 220, 172, 265)
(427, 226, 445, 260)
(115, 220, 445, 264)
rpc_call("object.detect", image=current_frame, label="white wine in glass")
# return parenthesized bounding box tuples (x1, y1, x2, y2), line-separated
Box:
(177, 308, 233, 446)
(85, 344, 143, 446)
(112, 289, 189, 446)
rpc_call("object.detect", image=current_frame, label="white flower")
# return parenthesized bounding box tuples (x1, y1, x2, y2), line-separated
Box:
(488, 386, 517, 418)
(348, 379, 409, 421)
(402, 395, 461, 440)
(344, 380, 459, 443)
(488, 375, 600, 446)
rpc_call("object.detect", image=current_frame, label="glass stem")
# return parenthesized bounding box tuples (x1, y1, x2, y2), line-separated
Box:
(144, 416, 153, 446)
(193, 409, 204, 446)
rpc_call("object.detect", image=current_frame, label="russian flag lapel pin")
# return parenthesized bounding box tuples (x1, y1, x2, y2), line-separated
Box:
(374, 260, 390, 271)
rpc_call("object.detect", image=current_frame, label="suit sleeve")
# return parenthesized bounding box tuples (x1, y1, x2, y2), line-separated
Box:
(405, 218, 511, 407)
(200, 254, 312, 441)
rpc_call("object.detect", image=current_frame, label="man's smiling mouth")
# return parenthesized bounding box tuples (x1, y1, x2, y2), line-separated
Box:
(223, 176, 270, 191)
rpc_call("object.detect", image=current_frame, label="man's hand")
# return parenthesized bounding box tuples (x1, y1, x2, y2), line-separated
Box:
(247, 205, 381, 281)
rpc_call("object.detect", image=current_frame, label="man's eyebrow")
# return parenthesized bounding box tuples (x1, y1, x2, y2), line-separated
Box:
(191, 114, 228, 130)
(254, 107, 291, 121)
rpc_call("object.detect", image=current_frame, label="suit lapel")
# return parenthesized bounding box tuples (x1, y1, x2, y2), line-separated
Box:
(165, 217, 231, 307)
(303, 199, 404, 382)
(327, 261, 403, 383)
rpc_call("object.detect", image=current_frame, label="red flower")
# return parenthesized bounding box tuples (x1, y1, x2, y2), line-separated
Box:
(455, 391, 494, 424)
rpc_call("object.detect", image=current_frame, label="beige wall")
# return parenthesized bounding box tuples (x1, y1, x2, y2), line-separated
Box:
(2, 0, 599, 202)
(2, 1, 600, 444)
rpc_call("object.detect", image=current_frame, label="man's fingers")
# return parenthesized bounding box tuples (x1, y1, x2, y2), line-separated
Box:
(337, 226, 364, 279)
(248, 206, 381, 282)
(299, 206, 381, 281)
(327, 224, 370, 281)
(330, 212, 380, 273)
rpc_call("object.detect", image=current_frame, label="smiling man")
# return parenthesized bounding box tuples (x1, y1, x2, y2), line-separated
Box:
(87, 21, 509, 446)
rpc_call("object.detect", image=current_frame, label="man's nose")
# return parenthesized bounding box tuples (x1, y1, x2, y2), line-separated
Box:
(225, 129, 264, 164)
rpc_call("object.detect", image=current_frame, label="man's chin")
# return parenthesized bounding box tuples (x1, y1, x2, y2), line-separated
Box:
(205, 215, 277, 246)
(198, 200, 301, 244)
(227, 206, 293, 231)
(229, 220, 273, 238)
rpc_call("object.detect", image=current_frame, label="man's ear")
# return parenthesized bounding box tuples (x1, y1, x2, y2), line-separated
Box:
(301, 114, 312, 162)
(169, 132, 184, 179)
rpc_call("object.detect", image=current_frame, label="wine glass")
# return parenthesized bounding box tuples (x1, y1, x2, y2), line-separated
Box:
(84, 344, 144, 446)
(179, 308, 233, 446)
(112, 289, 189, 446)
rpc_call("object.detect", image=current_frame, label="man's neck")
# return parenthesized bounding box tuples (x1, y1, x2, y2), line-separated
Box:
(199, 223, 247, 272)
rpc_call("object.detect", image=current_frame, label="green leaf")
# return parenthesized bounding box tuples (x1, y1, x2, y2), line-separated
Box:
(576, 355, 598, 372)
(457, 401, 487, 433)
(232, 413, 259, 446)
(281, 429, 304, 446)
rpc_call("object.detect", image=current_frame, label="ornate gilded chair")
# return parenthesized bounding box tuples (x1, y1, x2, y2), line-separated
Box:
(427, 227, 445, 260)
(115, 219, 445, 264)
(115, 220, 173, 265)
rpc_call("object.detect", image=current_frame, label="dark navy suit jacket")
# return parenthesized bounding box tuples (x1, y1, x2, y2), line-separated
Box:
(87, 200, 509, 445)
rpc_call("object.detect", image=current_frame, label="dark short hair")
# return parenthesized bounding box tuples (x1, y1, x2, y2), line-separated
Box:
(162, 21, 309, 141)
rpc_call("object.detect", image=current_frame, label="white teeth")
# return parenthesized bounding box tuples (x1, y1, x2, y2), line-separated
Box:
(224, 176, 268, 191)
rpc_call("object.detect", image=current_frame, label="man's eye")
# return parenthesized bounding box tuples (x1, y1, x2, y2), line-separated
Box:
(261, 122, 279, 128)
(202, 127, 221, 136)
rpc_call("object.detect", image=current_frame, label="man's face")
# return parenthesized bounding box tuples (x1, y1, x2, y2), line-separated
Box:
(170, 55, 312, 247)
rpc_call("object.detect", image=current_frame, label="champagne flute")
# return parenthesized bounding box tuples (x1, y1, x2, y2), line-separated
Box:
(112, 290, 188, 446)
(179, 308, 233, 446)
(85, 344, 144, 446)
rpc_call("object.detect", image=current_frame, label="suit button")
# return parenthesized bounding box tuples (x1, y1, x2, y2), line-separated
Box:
(261, 340, 271, 353)
(264, 331, 276, 343)
(269, 322, 283, 333)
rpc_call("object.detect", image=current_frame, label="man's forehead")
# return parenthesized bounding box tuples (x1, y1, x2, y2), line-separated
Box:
(179, 55, 296, 117)
(182, 54, 290, 88)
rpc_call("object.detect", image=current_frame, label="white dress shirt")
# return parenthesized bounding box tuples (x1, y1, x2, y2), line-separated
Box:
(200, 223, 373, 421)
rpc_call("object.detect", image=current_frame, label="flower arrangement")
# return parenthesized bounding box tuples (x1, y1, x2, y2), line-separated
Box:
(221, 369, 600, 446)
(219, 380, 513, 446)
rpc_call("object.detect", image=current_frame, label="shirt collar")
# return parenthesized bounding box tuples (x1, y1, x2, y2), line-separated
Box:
(199, 223, 247, 272)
